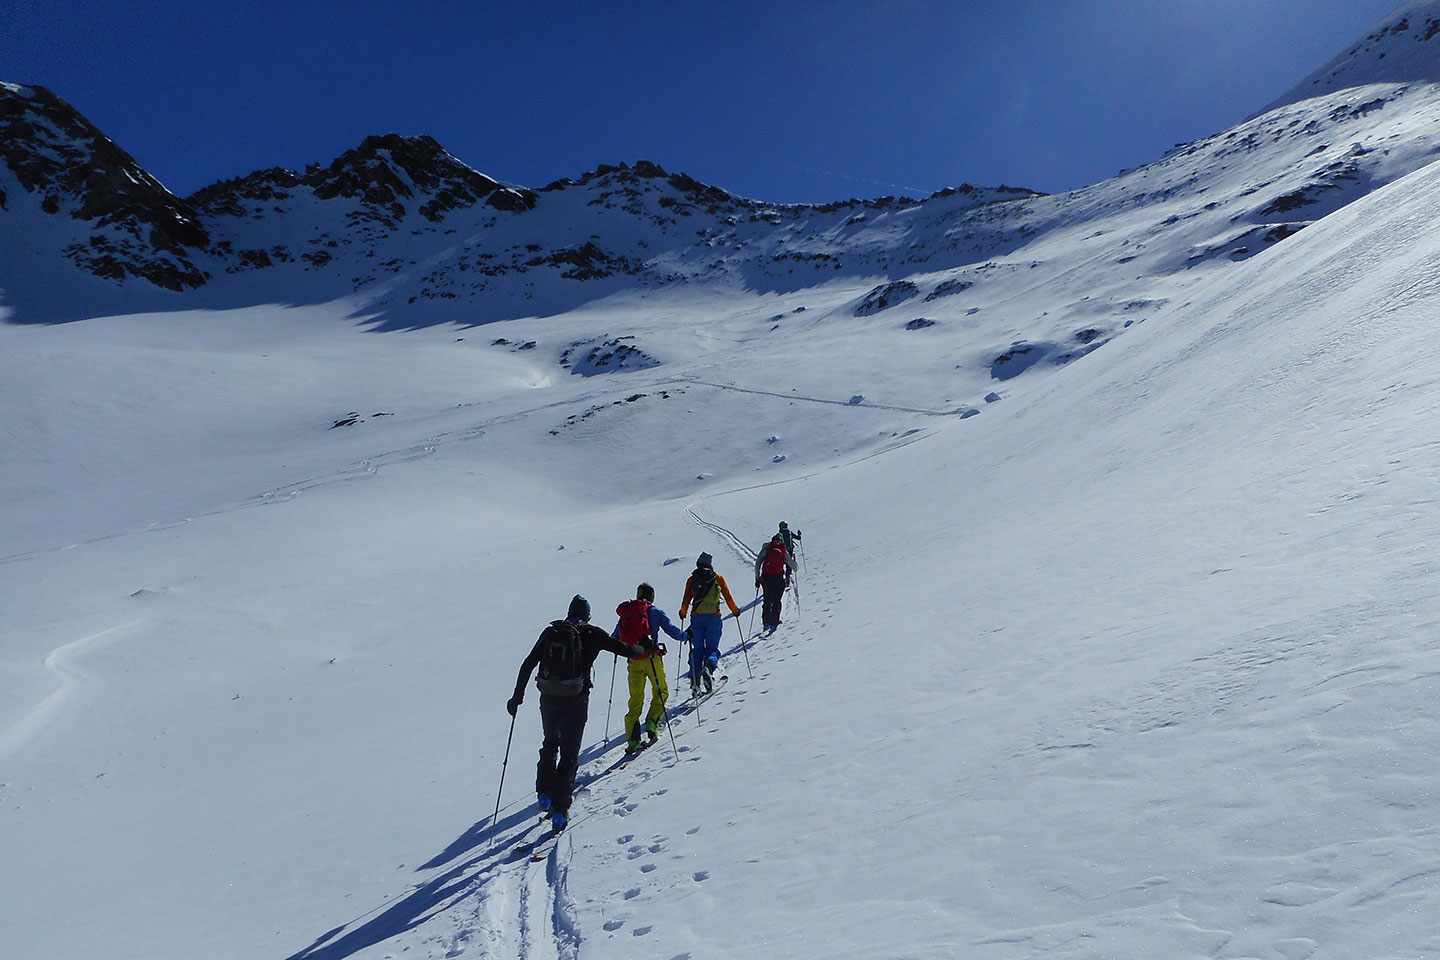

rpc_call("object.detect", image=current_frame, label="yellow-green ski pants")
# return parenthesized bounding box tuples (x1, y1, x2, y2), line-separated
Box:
(624, 655, 668, 738)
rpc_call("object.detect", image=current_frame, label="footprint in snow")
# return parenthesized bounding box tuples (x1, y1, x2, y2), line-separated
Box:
(604, 919, 625, 931)
(633, 926, 653, 937)
(693, 871, 710, 882)
(624, 887, 642, 900)
(641, 863, 657, 873)
(686, 826, 701, 835)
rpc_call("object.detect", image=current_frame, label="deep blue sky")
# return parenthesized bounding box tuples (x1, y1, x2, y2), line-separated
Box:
(3, 0, 1403, 202)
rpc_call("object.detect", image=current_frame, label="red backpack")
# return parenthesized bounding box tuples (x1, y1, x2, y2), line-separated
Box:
(761, 540, 788, 576)
(616, 599, 652, 650)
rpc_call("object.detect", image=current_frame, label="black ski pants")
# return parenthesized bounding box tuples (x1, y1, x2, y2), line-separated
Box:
(536, 691, 589, 814)
(760, 573, 787, 628)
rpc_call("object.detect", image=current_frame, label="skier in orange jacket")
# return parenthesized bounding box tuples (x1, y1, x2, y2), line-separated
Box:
(678, 552, 741, 694)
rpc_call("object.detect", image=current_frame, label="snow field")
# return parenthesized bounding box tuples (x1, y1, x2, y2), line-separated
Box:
(8, 47, 1440, 960)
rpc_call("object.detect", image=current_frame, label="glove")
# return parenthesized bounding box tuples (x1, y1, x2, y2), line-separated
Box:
(506, 695, 521, 716)
(655, 642, 668, 657)
(684, 627, 693, 641)
(755, 578, 762, 590)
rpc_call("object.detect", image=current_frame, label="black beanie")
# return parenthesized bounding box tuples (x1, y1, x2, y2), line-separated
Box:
(567, 594, 591, 622)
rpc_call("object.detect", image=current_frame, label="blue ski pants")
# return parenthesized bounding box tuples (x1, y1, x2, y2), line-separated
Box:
(688, 613, 724, 678)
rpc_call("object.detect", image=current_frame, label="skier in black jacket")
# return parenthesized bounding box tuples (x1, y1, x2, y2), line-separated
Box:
(508, 595, 645, 830)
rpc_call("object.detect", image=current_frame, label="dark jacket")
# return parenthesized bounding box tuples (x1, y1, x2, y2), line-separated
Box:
(512, 617, 644, 701)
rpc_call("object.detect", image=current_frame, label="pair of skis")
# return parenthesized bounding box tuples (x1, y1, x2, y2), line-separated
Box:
(514, 814, 566, 861)
(679, 673, 729, 715)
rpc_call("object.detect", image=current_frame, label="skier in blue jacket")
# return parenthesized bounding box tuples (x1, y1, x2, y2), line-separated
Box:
(611, 583, 688, 752)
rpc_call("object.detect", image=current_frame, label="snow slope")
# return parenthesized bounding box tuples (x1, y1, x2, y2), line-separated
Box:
(7, 12, 1440, 960)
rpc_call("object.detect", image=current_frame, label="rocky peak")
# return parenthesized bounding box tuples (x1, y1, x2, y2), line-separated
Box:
(299, 133, 534, 220)
(0, 82, 209, 289)
(189, 133, 537, 227)
(543, 159, 734, 202)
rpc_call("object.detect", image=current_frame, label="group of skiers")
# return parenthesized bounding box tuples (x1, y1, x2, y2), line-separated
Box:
(507, 522, 801, 832)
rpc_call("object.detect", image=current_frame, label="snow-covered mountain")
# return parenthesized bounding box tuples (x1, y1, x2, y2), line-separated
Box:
(7, 7, 1440, 960)
(8, 60, 1440, 341)
(1260, 0, 1440, 112)
(0, 81, 1038, 325)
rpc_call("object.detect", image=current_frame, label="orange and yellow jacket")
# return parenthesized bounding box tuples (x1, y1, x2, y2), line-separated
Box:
(680, 571, 741, 619)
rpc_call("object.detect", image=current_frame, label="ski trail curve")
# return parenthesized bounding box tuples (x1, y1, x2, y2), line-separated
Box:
(0, 620, 144, 761)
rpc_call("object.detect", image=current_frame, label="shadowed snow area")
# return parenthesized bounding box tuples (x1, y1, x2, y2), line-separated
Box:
(6, 11, 1440, 959)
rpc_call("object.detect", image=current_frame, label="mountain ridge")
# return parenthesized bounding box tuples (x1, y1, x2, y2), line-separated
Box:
(7, 8, 1440, 329)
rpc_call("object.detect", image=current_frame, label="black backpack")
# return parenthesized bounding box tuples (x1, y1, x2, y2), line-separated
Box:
(536, 620, 587, 695)
(689, 567, 718, 611)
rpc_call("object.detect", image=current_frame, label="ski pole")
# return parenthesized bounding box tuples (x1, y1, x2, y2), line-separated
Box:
(747, 584, 760, 640)
(677, 617, 685, 687)
(684, 633, 703, 724)
(732, 614, 753, 679)
(489, 710, 517, 849)
(799, 539, 807, 574)
(604, 653, 618, 743)
(647, 652, 680, 761)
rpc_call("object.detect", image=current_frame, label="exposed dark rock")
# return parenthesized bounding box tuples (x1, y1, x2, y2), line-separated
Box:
(925, 277, 973, 301)
(991, 342, 1046, 381)
(559, 336, 661, 375)
(187, 168, 301, 217)
(855, 280, 920, 315)
(485, 187, 537, 212)
(525, 241, 642, 281)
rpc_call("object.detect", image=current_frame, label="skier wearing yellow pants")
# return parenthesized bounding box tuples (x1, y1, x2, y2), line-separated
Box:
(612, 583, 688, 752)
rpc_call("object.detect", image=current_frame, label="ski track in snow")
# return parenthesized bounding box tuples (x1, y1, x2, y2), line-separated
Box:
(0, 620, 144, 760)
(673, 376, 975, 416)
